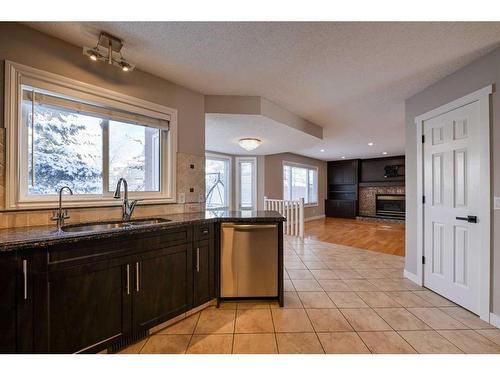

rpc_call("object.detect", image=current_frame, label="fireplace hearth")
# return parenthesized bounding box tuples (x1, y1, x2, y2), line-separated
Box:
(376, 194, 405, 219)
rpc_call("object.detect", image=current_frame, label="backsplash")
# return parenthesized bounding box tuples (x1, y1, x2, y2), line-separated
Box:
(0, 128, 206, 228)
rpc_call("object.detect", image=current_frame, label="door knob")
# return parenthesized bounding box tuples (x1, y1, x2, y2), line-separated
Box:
(456, 215, 477, 223)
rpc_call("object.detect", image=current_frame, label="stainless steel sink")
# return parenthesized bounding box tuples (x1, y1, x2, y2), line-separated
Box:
(61, 218, 171, 233)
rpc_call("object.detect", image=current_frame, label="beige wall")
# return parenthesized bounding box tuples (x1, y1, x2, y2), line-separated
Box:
(0, 23, 206, 227)
(265, 153, 327, 219)
(405, 47, 500, 316)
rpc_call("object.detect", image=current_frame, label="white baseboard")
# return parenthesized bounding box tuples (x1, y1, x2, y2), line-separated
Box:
(403, 269, 421, 285)
(490, 312, 500, 329)
(305, 215, 325, 222)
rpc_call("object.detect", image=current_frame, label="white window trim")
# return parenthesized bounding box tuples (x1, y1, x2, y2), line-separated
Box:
(4, 60, 178, 210)
(282, 161, 319, 207)
(205, 152, 232, 210)
(235, 156, 257, 210)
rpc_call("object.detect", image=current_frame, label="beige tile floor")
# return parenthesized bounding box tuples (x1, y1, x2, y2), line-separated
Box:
(119, 236, 500, 354)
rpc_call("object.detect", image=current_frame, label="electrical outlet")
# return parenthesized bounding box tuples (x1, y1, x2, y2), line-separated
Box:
(494, 197, 500, 210)
(178, 192, 186, 204)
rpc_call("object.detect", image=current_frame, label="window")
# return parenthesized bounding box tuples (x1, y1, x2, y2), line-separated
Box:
(236, 157, 257, 210)
(283, 163, 318, 205)
(205, 154, 231, 210)
(5, 62, 176, 209)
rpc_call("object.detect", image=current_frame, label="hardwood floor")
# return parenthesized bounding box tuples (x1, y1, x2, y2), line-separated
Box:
(305, 217, 405, 256)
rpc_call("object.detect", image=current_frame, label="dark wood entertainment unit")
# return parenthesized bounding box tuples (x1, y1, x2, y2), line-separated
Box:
(325, 156, 405, 218)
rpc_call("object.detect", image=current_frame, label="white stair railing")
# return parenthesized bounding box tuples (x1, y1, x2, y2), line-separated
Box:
(264, 196, 304, 238)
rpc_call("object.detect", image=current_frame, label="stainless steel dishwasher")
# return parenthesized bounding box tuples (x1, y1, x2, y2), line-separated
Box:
(220, 222, 278, 298)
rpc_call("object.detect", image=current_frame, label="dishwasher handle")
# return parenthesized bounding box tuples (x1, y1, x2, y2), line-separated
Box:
(221, 223, 277, 230)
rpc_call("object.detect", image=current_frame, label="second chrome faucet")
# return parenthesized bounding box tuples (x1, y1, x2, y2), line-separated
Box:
(114, 178, 140, 221)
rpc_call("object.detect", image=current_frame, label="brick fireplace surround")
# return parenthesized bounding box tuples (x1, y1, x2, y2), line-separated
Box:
(358, 186, 405, 217)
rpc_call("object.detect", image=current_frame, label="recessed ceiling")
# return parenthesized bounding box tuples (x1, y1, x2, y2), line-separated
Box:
(205, 114, 320, 155)
(26, 22, 500, 160)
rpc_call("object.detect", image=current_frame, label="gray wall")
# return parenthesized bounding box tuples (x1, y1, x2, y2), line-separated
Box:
(405, 47, 500, 315)
(0, 22, 205, 156)
(265, 152, 327, 219)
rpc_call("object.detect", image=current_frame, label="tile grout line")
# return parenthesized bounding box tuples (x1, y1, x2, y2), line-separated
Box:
(269, 302, 280, 354)
(185, 312, 202, 354)
(302, 307, 326, 354)
(230, 307, 236, 354)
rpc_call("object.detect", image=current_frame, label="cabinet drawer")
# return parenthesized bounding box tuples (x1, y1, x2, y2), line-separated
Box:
(194, 223, 213, 241)
(48, 226, 192, 269)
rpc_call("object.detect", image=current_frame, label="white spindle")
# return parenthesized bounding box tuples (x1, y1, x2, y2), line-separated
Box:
(263, 197, 304, 239)
(299, 198, 304, 238)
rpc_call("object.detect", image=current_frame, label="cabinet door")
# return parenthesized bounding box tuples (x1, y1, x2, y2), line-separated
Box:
(0, 254, 17, 353)
(193, 239, 214, 306)
(132, 243, 192, 333)
(44, 259, 131, 353)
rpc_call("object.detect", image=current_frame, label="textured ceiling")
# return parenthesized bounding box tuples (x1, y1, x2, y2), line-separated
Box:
(26, 22, 500, 160)
(205, 114, 320, 155)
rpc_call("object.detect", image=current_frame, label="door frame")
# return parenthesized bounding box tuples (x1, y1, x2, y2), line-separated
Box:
(414, 85, 492, 321)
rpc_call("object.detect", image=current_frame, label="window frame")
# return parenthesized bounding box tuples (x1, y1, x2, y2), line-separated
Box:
(282, 161, 319, 207)
(4, 61, 178, 210)
(235, 156, 257, 211)
(205, 152, 232, 211)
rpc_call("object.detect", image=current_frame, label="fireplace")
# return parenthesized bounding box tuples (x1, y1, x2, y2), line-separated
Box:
(376, 194, 405, 219)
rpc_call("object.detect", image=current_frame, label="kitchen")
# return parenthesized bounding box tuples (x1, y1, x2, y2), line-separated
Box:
(0, 23, 285, 354)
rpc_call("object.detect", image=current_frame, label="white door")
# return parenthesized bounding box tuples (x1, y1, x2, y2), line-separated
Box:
(423, 101, 481, 314)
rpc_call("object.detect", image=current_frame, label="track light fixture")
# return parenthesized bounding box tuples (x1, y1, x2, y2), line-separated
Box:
(83, 32, 135, 72)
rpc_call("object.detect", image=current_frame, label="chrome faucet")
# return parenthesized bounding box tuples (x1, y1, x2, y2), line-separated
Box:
(51, 186, 74, 231)
(114, 178, 140, 221)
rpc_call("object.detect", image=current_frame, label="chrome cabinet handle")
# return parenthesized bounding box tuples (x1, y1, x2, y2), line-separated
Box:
(22, 259, 28, 300)
(135, 262, 140, 292)
(126, 264, 130, 295)
(196, 247, 200, 273)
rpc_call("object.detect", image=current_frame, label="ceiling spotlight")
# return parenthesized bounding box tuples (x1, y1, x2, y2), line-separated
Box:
(88, 49, 99, 61)
(368, 142, 374, 146)
(83, 32, 135, 72)
(320, 149, 325, 152)
(120, 61, 131, 72)
(382, 151, 388, 155)
(341, 156, 346, 159)
(238, 138, 262, 151)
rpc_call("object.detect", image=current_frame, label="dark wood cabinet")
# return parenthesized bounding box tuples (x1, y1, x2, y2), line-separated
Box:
(0, 253, 17, 353)
(0, 220, 224, 353)
(193, 239, 214, 306)
(329, 161, 357, 185)
(132, 244, 192, 333)
(325, 199, 357, 218)
(326, 159, 359, 218)
(43, 257, 131, 353)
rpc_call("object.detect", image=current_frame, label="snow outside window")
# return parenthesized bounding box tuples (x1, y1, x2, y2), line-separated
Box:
(21, 86, 165, 197)
(283, 163, 318, 205)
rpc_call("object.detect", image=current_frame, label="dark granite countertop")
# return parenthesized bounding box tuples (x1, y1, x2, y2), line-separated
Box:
(0, 210, 285, 252)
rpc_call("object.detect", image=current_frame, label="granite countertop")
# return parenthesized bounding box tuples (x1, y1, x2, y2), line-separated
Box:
(0, 210, 285, 252)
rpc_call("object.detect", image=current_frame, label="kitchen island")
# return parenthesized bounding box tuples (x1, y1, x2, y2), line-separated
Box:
(0, 210, 285, 353)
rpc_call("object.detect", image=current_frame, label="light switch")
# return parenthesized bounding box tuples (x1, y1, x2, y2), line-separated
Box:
(495, 197, 500, 210)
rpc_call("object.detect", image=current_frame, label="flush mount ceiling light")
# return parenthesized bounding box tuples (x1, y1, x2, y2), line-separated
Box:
(382, 151, 388, 155)
(83, 32, 135, 72)
(368, 142, 374, 146)
(238, 138, 262, 151)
